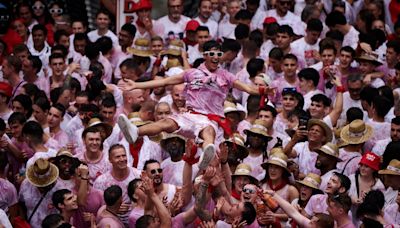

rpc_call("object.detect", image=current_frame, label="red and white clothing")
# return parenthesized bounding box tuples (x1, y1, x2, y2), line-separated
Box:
(291, 38, 320, 67)
(75, 152, 111, 184)
(243, 153, 266, 180)
(121, 136, 163, 171)
(161, 158, 199, 187)
(156, 15, 190, 41)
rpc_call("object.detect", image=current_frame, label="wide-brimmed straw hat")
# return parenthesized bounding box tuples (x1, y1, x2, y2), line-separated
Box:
(355, 52, 382, 66)
(162, 39, 184, 56)
(232, 163, 258, 184)
(340, 119, 373, 145)
(261, 152, 291, 175)
(224, 101, 246, 121)
(224, 133, 248, 160)
(308, 119, 333, 143)
(378, 159, 400, 175)
(244, 119, 272, 141)
(27, 158, 59, 187)
(296, 173, 323, 193)
(160, 133, 186, 151)
(315, 142, 342, 161)
(128, 112, 151, 127)
(87, 117, 113, 139)
(127, 38, 153, 57)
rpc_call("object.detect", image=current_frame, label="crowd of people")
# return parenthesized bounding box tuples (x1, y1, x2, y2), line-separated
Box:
(0, 0, 399, 227)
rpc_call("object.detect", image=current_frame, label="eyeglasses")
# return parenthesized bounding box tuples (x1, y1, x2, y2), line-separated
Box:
(204, 51, 223, 57)
(150, 168, 163, 174)
(242, 188, 256, 194)
(32, 5, 45, 10)
(49, 8, 63, 14)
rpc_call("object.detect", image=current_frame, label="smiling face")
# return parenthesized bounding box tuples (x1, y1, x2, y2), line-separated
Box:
(203, 47, 222, 72)
(61, 192, 78, 211)
(241, 184, 258, 203)
(233, 176, 251, 194)
(109, 147, 128, 170)
(308, 125, 326, 143)
(83, 132, 102, 153)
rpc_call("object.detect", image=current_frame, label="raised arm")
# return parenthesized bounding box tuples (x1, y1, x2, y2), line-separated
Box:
(328, 76, 344, 127)
(118, 73, 185, 91)
(233, 80, 260, 95)
(77, 164, 89, 206)
(182, 140, 196, 207)
(194, 167, 215, 221)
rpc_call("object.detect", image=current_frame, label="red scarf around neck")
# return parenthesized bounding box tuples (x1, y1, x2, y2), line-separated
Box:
(267, 179, 288, 191)
(129, 138, 144, 168)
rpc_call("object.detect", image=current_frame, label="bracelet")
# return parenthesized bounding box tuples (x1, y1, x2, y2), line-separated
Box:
(81, 177, 89, 181)
(221, 160, 228, 165)
(200, 182, 209, 188)
(336, 86, 345, 93)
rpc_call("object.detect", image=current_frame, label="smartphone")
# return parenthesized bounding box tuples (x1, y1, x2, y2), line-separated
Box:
(299, 118, 308, 129)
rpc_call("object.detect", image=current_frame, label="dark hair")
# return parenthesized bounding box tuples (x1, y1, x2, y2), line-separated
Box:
(27, 55, 42, 73)
(54, 29, 69, 44)
(51, 103, 66, 117)
(269, 47, 284, 60)
(298, 68, 319, 87)
(260, 105, 278, 117)
(346, 107, 364, 123)
(249, 30, 263, 48)
(360, 86, 379, 106)
(13, 94, 33, 118)
(307, 18, 323, 32)
(326, 30, 344, 42)
(49, 53, 65, 64)
(392, 116, 400, 125)
(82, 125, 101, 139)
(372, 95, 392, 118)
(95, 36, 113, 55)
(13, 44, 30, 55)
(378, 85, 394, 106)
(221, 39, 241, 53)
(382, 141, 400, 168)
(22, 121, 44, 143)
(319, 41, 337, 55)
(326, 11, 346, 27)
(8, 112, 26, 125)
(136, 215, 155, 228)
(120, 58, 139, 71)
(108, 144, 125, 157)
(314, 213, 334, 228)
(360, 218, 384, 228)
(74, 32, 89, 42)
(96, 8, 111, 19)
(42, 214, 64, 228)
(101, 97, 117, 109)
(340, 46, 356, 58)
(283, 53, 298, 62)
(333, 172, 351, 192)
(266, 22, 279, 37)
(22, 83, 39, 100)
(85, 42, 99, 60)
(51, 45, 68, 58)
(5, 55, 22, 73)
(235, 23, 250, 40)
(246, 58, 264, 78)
(234, 9, 253, 20)
(52, 189, 71, 211)
(196, 25, 209, 34)
(311, 94, 331, 107)
(193, 58, 205, 68)
(32, 23, 48, 36)
(127, 179, 142, 202)
(387, 40, 400, 54)
(277, 25, 294, 37)
(358, 9, 374, 33)
(356, 190, 385, 219)
(104, 185, 122, 206)
(328, 193, 352, 213)
(203, 40, 221, 52)
(143, 159, 160, 170)
(246, 95, 261, 115)
(121, 23, 137, 37)
(0, 151, 8, 172)
(241, 202, 257, 224)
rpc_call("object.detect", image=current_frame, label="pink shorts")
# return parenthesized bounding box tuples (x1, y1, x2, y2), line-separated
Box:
(167, 112, 224, 144)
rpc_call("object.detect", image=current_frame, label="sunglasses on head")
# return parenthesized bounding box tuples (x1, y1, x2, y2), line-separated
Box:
(204, 51, 223, 57)
(49, 8, 63, 14)
(282, 87, 297, 93)
(32, 5, 45, 10)
(242, 187, 256, 194)
(150, 168, 163, 174)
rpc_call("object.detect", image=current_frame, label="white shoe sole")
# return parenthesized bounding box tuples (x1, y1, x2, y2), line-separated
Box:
(198, 144, 216, 171)
(118, 114, 138, 144)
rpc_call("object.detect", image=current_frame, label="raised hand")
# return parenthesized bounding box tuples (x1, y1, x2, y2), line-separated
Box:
(118, 78, 136, 91)
(202, 166, 216, 183)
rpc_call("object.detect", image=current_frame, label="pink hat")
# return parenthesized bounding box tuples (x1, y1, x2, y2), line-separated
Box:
(132, 0, 152, 12)
(359, 151, 380, 171)
(185, 20, 200, 32)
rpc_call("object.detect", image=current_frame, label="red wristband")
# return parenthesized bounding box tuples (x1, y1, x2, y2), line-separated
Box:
(336, 86, 345, 93)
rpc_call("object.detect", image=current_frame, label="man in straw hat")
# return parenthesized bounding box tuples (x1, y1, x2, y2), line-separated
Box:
(223, 100, 246, 134)
(50, 148, 79, 190)
(314, 142, 342, 192)
(19, 158, 61, 228)
(74, 126, 111, 183)
(295, 173, 324, 210)
(379, 159, 400, 207)
(338, 119, 373, 176)
(284, 119, 333, 178)
(355, 51, 385, 88)
(127, 38, 155, 79)
(231, 163, 258, 204)
(118, 40, 274, 171)
(120, 112, 162, 170)
(220, 133, 249, 172)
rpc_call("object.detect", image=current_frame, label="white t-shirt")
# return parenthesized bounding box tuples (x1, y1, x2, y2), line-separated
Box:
(156, 15, 190, 41)
(87, 29, 119, 47)
(187, 44, 203, 64)
(266, 9, 304, 36)
(291, 37, 320, 67)
(218, 18, 236, 40)
(194, 17, 218, 39)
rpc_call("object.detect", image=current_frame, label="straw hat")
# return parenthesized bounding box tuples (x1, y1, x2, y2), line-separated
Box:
(378, 159, 400, 175)
(87, 117, 113, 139)
(128, 112, 151, 127)
(296, 173, 323, 193)
(27, 158, 59, 187)
(224, 133, 248, 160)
(160, 133, 186, 151)
(261, 152, 291, 174)
(340, 120, 373, 145)
(55, 148, 74, 158)
(308, 119, 333, 143)
(244, 119, 272, 141)
(269, 147, 284, 156)
(162, 40, 184, 56)
(166, 59, 182, 69)
(224, 101, 246, 121)
(355, 52, 382, 66)
(315, 142, 342, 161)
(232, 163, 258, 184)
(127, 38, 153, 57)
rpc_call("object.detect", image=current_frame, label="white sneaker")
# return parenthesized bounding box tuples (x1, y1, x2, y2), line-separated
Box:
(198, 144, 216, 171)
(118, 114, 138, 144)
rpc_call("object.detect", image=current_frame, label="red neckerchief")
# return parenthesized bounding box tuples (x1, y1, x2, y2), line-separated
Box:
(267, 179, 288, 191)
(183, 37, 197, 47)
(129, 138, 144, 168)
(231, 189, 241, 200)
(189, 111, 233, 137)
(136, 20, 145, 28)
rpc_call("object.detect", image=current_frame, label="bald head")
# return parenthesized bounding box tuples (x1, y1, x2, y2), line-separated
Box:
(123, 89, 145, 112)
(171, 84, 186, 108)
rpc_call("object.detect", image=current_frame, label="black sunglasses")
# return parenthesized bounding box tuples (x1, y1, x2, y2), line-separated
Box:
(150, 168, 163, 174)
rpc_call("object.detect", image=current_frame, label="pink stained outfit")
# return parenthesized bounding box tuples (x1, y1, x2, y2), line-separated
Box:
(337, 149, 362, 176)
(49, 129, 69, 150)
(269, 76, 300, 108)
(161, 158, 199, 187)
(0, 179, 18, 212)
(168, 63, 236, 142)
(128, 207, 144, 228)
(96, 205, 124, 228)
(364, 120, 391, 152)
(74, 152, 111, 184)
(304, 194, 328, 216)
(243, 154, 266, 180)
(72, 187, 104, 228)
(384, 203, 400, 225)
